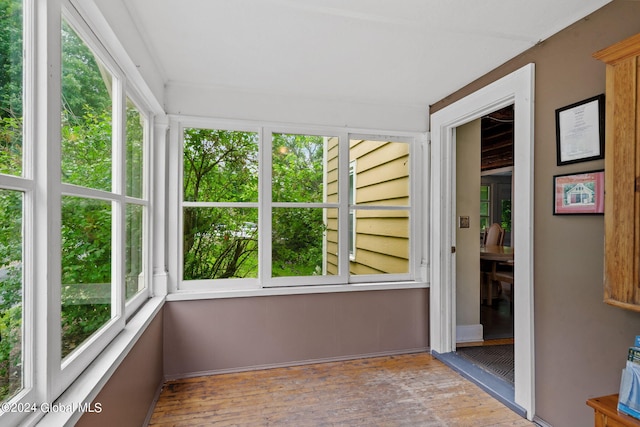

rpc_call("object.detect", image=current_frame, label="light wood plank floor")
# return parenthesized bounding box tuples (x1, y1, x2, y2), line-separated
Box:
(149, 352, 533, 426)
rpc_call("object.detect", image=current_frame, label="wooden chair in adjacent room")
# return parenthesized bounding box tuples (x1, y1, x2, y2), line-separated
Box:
(483, 222, 505, 246)
(481, 223, 505, 305)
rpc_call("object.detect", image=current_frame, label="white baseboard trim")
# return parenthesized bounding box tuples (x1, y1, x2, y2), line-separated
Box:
(163, 347, 430, 382)
(456, 324, 483, 343)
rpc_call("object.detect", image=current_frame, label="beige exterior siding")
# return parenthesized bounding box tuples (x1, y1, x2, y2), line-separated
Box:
(325, 137, 409, 275)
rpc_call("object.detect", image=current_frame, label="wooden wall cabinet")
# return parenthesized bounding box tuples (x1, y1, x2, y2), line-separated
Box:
(593, 33, 640, 312)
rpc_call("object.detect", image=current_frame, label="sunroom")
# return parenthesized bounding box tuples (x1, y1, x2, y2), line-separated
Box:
(1, 1, 639, 426)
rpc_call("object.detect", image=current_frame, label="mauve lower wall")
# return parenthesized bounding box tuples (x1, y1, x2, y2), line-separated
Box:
(163, 288, 429, 378)
(75, 309, 164, 427)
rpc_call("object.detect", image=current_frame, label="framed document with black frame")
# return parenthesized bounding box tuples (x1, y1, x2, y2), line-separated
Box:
(555, 94, 605, 166)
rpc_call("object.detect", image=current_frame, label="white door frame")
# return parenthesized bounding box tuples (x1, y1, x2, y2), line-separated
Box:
(430, 63, 535, 419)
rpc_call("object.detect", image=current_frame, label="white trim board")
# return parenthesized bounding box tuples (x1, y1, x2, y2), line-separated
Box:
(429, 63, 535, 420)
(456, 324, 484, 343)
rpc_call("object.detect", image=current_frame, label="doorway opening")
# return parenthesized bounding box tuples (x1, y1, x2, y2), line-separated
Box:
(456, 105, 514, 386)
(429, 64, 535, 420)
(479, 105, 514, 342)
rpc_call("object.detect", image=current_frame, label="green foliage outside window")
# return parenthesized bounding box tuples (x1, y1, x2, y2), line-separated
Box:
(501, 200, 512, 232)
(183, 129, 260, 280)
(59, 20, 115, 359)
(272, 134, 327, 277)
(182, 130, 329, 280)
(60, 196, 112, 357)
(0, 190, 22, 402)
(0, 0, 23, 403)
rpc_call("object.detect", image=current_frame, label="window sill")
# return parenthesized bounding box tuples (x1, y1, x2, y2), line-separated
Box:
(166, 281, 430, 301)
(31, 296, 165, 427)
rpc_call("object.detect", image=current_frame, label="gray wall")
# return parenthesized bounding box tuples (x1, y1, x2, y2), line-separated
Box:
(431, 1, 640, 425)
(76, 310, 164, 427)
(456, 120, 482, 329)
(163, 289, 429, 379)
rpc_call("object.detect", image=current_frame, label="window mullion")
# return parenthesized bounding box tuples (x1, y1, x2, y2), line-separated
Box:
(35, 0, 63, 404)
(140, 111, 153, 302)
(168, 121, 181, 292)
(260, 127, 272, 286)
(112, 77, 125, 323)
(151, 116, 169, 296)
(339, 132, 350, 280)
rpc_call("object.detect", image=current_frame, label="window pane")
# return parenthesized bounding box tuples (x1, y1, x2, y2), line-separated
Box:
(61, 20, 112, 192)
(348, 209, 409, 275)
(0, 190, 23, 401)
(126, 99, 144, 198)
(183, 207, 258, 280)
(325, 137, 339, 203)
(183, 129, 258, 202)
(0, 0, 23, 176)
(480, 201, 489, 216)
(272, 208, 334, 277)
(347, 139, 410, 277)
(126, 204, 144, 300)
(272, 134, 331, 203)
(324, 208, 339, 275)
(350, 139, 409, 206)
(480, 185, 490, 201)
(61, 196, 112, 358)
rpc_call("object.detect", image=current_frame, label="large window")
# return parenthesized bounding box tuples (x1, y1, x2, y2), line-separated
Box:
(346, 138, 410, 279)
(59, 12, 151, 364)
(0, 3, 153, 424)
(182, 128, 259, 282)
(178, 125, 416, 290)
(271, 133, 337, 280)
(60, 18, 115, 358)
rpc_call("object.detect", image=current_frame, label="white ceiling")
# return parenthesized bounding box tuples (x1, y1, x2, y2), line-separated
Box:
(94, 0, 611, 129)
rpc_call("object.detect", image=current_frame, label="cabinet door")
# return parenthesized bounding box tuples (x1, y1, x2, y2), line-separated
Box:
(594, 33, 640, 311)
(603, 54, 639, 308)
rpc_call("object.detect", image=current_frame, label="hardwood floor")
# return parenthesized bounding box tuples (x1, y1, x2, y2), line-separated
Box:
(149, 353, 533, 426)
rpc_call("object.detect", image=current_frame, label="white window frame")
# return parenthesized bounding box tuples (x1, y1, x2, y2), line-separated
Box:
(54, 3, 127, 398)
(170, 117, 425, 296)
(123, 95, 152, 315)
(175, 119, 262, 292)
(0, 0, 47, 424)
(0, 1, 156, 424)
(348, 160, 357, 260)
(0, 160, 36, 424)
(264, 127, 346, 287)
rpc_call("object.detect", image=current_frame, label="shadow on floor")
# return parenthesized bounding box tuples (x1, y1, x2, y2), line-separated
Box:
(482, 290, 514, 340)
